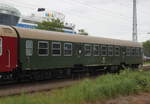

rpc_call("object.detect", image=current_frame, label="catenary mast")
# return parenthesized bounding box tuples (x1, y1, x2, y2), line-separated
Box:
(133, 0, 138, 42)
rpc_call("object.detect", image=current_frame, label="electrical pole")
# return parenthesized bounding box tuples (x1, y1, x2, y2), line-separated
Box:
(133, 0, 138, 42)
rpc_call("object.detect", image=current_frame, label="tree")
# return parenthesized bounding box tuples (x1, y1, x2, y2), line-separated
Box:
(143, 40, 150, 57)
(37, 18, 64, 32)
(78, 29, 88, 35)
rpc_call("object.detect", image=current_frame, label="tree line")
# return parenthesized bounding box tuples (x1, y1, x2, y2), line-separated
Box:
(143, 40, 150, 57)
(37, 19, 88, 35)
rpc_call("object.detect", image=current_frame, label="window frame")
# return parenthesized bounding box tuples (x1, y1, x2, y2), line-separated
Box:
(52, 42, 61, 56)
(101, 45, 107, 56)
(135, 48, 139, 56)
(99, 45, 101, 56)
(115, 46, 120, 56)
(26, 40, 33, 56)
(131, 47, 136, 56)
(140, 48, 143, 56)
(64, 43, 72, 56)
(84, 44, 92, 56)
(93, 44, 99, 56)
(38, 41, 49, 56)
(108, 45, 113, 56)
(126, 47, 130, 56)
(0, 37, 2, 56)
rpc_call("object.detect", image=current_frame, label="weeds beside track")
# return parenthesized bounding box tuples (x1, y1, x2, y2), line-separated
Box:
(1, 69, 150, 104)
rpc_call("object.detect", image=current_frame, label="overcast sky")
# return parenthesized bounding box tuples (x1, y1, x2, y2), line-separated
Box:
(0, 0, 150, 42)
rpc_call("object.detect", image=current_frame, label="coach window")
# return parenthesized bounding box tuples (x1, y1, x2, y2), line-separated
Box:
(84, 44, 92, 56)
(0, 38, 2, 56)
(52, 42, 61, 56)
(138, 48, 141, 56)
(93, 45, 99, 56)
(99, 45, 101, 56)
(38, 41, 49, 56)
(136, 48, 139, 56)
(101, 45, 107, 56)
(108, 46, 113, 56)
(133, 48, 136, 56)
(140, 48, 143, 56)
(115, 46, 120, 56)
(131, 48, 135, 56)
(26, 40, 33, 56)
(126, 47, 130, 56)
(64, 43, 72, 56)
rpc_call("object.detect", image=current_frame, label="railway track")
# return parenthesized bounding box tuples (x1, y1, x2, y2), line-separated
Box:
(0, 69, 104, 97)
(0, 65, 149, 97)
(0, 79, 81, 97)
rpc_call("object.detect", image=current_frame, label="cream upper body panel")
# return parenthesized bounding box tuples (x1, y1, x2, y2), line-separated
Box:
(14, 27, 142, 48)
(0, 25, 142, 48)
(0, 25, 17, 37)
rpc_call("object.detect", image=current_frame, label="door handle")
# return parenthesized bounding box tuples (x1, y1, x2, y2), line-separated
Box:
(6, 49, 10, 67)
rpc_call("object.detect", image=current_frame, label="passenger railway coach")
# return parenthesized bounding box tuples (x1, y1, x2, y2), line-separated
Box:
(0, 25, 143, 80)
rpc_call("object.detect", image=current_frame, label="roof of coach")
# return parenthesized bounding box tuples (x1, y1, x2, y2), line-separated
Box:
(14, 27, 142, 47)
(0, 25, 17, 37)
(0, 25, 142, 47)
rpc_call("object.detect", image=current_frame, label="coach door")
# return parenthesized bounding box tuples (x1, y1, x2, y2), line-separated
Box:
(0, 37, 10, 72)
(0, 37, 4, 71)
(121, 46, 126, 63)
(0, 36, 18, 73)
(5, 36, 18, 72)
(75, 43, 83, 63)
(76, 43, 83, 57)
(0, 27, 18, 73)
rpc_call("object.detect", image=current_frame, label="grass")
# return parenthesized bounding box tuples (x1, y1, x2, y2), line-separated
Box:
(1, 70, 150, 104)
(144, 61, 150, 65)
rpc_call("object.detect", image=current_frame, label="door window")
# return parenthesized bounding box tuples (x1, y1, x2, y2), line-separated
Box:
(0, 38, 2, 56)
(26, 40, 33, 56)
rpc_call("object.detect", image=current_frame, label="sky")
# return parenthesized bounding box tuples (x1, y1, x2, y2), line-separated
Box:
(0, 0, 150, 42)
